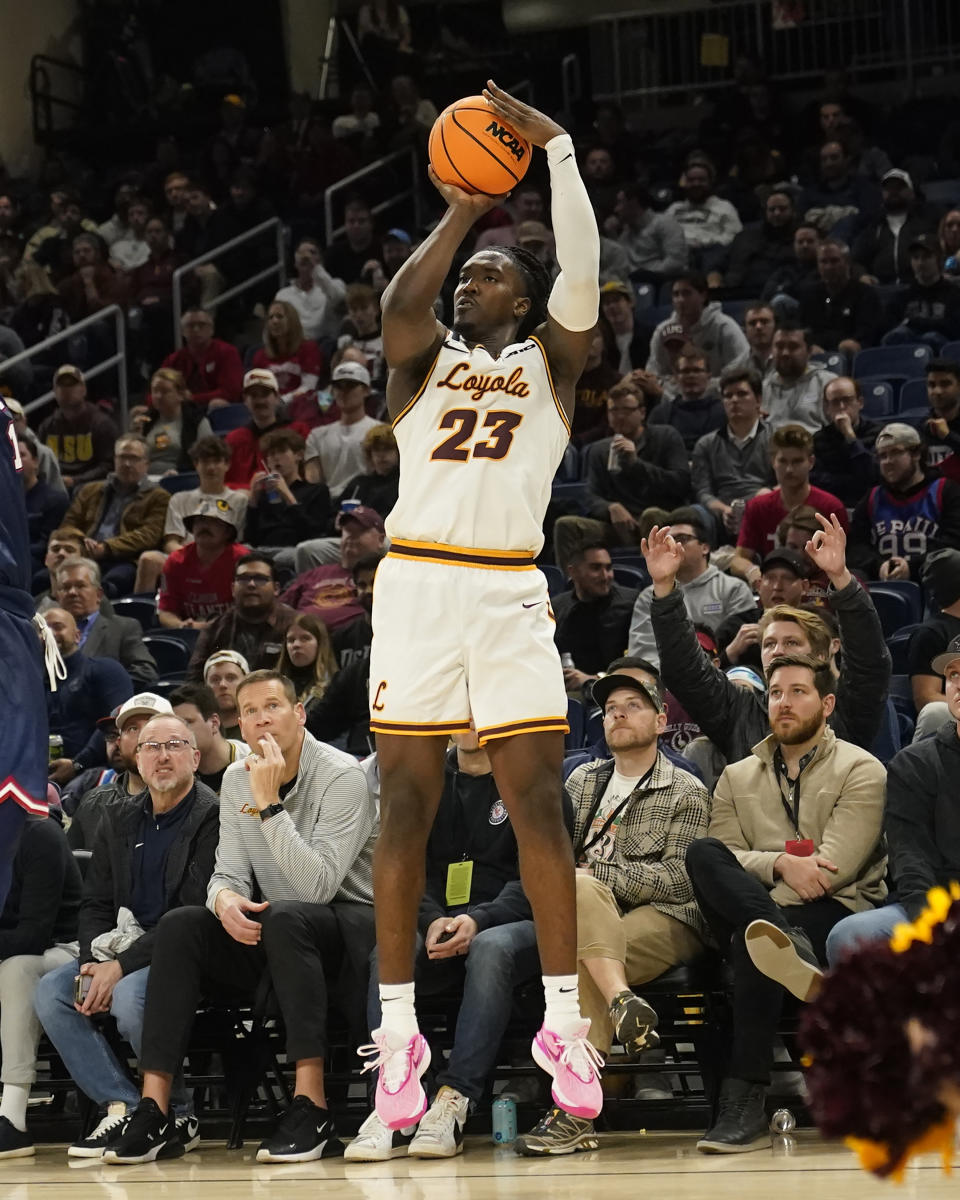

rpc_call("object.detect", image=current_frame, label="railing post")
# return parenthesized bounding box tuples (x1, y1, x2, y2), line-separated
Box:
(115, 308, 128, 428)
(411, 148, 422, 232)
(902, 0, 915, 96)
(173, 269, 184, 349)
(275, 221, 287, 289)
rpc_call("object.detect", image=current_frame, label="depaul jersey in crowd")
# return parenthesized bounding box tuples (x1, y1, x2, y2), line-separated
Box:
(867, 477, 946, 560)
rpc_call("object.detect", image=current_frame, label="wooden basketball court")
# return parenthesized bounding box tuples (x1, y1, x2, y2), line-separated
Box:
(1, 1131, 956, 1200)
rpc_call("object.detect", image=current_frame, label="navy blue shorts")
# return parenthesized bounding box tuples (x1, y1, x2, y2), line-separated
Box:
(0, 602, 48, 907)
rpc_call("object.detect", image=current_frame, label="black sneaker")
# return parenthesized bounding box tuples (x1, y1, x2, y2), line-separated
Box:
(175, 1113, 200, 1153)
(696, 1078, 770, 1153)
(102, 1098, 184, 1164)
(67, 1103, 131, 1158)
(0, 1116, 33, 1159)
(608, 990, 660, 1052)
(744, 919, 823, 1002)
(514, 1106, 599, 1156)
(255, 1095, 345, 1163)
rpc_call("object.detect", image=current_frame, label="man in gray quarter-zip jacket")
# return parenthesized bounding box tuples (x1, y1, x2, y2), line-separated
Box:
(109, 669, 377, 1166)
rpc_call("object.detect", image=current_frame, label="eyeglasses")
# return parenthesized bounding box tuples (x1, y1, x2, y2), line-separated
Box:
(670, 533, 700, 545)
(608, 405, 642, 414)
(236, 573, 273, 585)
(137, 738, 192, 755)
(116, 453, 147, 463)
(677, 365, 707, 374)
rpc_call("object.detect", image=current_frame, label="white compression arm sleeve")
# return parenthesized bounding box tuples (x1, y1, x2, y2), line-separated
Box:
(544, 133, 601, 333)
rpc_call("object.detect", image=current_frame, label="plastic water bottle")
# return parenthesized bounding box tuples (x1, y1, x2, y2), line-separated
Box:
(492, 1095, 517, 1144)
(770, 1108, 796, 1134)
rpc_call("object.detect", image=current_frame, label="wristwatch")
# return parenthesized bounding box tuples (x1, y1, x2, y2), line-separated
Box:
(259, 802, 285, 822)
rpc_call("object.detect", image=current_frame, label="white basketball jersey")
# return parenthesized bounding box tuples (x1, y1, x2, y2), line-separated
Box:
(387, 332, 571, 555)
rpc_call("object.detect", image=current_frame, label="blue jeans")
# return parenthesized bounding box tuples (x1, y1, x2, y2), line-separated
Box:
(33, 960, 189, 1112)
(825, 903, 907, 967)
(880, 327, 948, 350)
(368, 921, 541, 1104)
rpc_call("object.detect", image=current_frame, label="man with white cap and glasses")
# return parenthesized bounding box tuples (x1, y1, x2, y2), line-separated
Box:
(848, 421, 960, 580)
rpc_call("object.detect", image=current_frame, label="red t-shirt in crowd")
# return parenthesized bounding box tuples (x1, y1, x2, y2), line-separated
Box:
(252, 341, 326, 396)
(224, 420, 312, 488)
(161, 339, 244, 407)
(279, 563, 363, 631)
(737, 486, 849, 558)
(158, 542, 250, 621)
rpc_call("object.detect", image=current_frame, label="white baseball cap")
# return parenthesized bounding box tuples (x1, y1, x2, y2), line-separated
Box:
(203, 649, 250, 679)
(331, 361, 371, 387)
(243, 368, 279, 393)
(116, 693, 174, 730)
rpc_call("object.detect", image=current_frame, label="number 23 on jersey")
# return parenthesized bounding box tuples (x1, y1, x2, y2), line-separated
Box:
(431, 408, 523, 463)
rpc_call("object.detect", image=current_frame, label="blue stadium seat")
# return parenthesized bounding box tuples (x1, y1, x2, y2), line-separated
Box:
(942, 341, 960, 363)
(208, 404, 250, 434)
(886, 622, 924, 674)
(159, 472, 200, 494)
(639, 303, 673, 329)
(888, 673, 916, 718)
(868, 583, 919, 637)
(810, 350, 848, 375)
(869, 697, 902, 765)
(613, 564, 649, 590)
(721, 299, 751, 325)
(142, 634, 191, 678)
(583, 705, 604, 749)
(608, 547, 647, 565)
(565, 697, 584, 751)
(563, 749, 593, 780)
(551, 481, 589, 514)
(869, 579, 923, 624)
(898, 406, 931, 427)
(112, 596, 157, 632)
(540, 564, 567, 598)
(554, 442, 579, 483)
(634, 282, 655, 310)
(898, 378, 929, 412)
(858, 379, 895, 418)
(922, 179, 960, 208)
(853, 344, 932, 383)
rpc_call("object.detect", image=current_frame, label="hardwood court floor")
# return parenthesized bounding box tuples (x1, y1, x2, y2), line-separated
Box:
(1, 1131, 957, 1200)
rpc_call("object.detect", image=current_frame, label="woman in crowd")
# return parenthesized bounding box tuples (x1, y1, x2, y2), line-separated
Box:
(251, 300, 325, 419)
(275, 613, 338, 717)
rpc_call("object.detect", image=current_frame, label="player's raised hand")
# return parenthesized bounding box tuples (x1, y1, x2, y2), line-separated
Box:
(641, 525, 685, 592)
(482, 80, 565, 148)
(427, 164, 506, 216)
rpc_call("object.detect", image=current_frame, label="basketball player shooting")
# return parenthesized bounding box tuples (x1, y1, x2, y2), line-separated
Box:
(361, 82, 604, 1129)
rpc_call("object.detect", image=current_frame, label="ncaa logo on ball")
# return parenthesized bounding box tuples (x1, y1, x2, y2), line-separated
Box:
(485, 121, 526, 163)
(489, 799, 508, 826)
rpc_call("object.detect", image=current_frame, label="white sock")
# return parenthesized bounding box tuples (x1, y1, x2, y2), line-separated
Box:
(378, 982, 419, 1040)
(0, 1083, 30, 1132)
(542, 974, 582, 1030)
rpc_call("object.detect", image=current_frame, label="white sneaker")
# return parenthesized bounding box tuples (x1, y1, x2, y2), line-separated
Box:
(344, 1109, 416, 1162)
(68, 1102, 130, 1158)
(408, 1086, 469, 1158)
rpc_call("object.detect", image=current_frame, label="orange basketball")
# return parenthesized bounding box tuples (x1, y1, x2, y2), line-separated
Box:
(428, 95, 531, 197)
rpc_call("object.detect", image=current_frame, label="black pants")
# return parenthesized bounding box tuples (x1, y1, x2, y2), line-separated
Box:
(685, 838, 847, 1083)
(139, 901, 374, 1075)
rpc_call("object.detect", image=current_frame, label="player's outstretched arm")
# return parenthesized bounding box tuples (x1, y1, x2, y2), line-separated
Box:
(380, 171, 505, 374)
(483, 80, 600, 391)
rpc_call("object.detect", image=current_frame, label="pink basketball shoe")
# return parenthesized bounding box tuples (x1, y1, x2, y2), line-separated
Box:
(360, 1029, 432, 1131)
(532, 1020, 603, 1120)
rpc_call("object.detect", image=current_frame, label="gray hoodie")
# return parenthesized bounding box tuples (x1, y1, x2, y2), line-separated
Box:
(647, 302, 750, 378)
(627, 564, 755, 666)
(762, 364, 837, 433)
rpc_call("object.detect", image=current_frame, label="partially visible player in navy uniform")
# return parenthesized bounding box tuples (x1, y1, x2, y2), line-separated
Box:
(0, 397, 58, 909)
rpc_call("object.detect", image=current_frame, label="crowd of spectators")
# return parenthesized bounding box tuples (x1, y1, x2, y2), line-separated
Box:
(6, 43, 960, 1168)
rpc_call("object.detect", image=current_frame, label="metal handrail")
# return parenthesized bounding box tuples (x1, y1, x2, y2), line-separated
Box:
(171, 217, 286, 346)
(561, 56, 581, 116)
(324, 148, 421, 247)
(0, 305, 128, 424)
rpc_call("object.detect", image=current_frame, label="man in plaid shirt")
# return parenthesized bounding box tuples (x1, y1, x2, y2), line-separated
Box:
(516, 661, 709, 1156)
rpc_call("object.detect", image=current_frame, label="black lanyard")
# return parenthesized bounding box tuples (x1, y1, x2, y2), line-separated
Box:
(578, 765, 653, 857)
(774, 746, 816, 840)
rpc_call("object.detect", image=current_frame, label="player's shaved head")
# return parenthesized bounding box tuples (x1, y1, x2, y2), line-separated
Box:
(44, 607, 78, 653)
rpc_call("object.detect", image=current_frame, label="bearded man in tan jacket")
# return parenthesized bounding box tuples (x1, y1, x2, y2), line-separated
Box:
(684, 652, 886, 1155)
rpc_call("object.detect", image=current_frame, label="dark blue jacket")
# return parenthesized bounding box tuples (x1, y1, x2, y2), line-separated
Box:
(46, 650, 133, 765)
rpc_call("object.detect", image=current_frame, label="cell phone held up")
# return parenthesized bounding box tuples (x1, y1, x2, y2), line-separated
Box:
(74, 973, 92, 1004)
